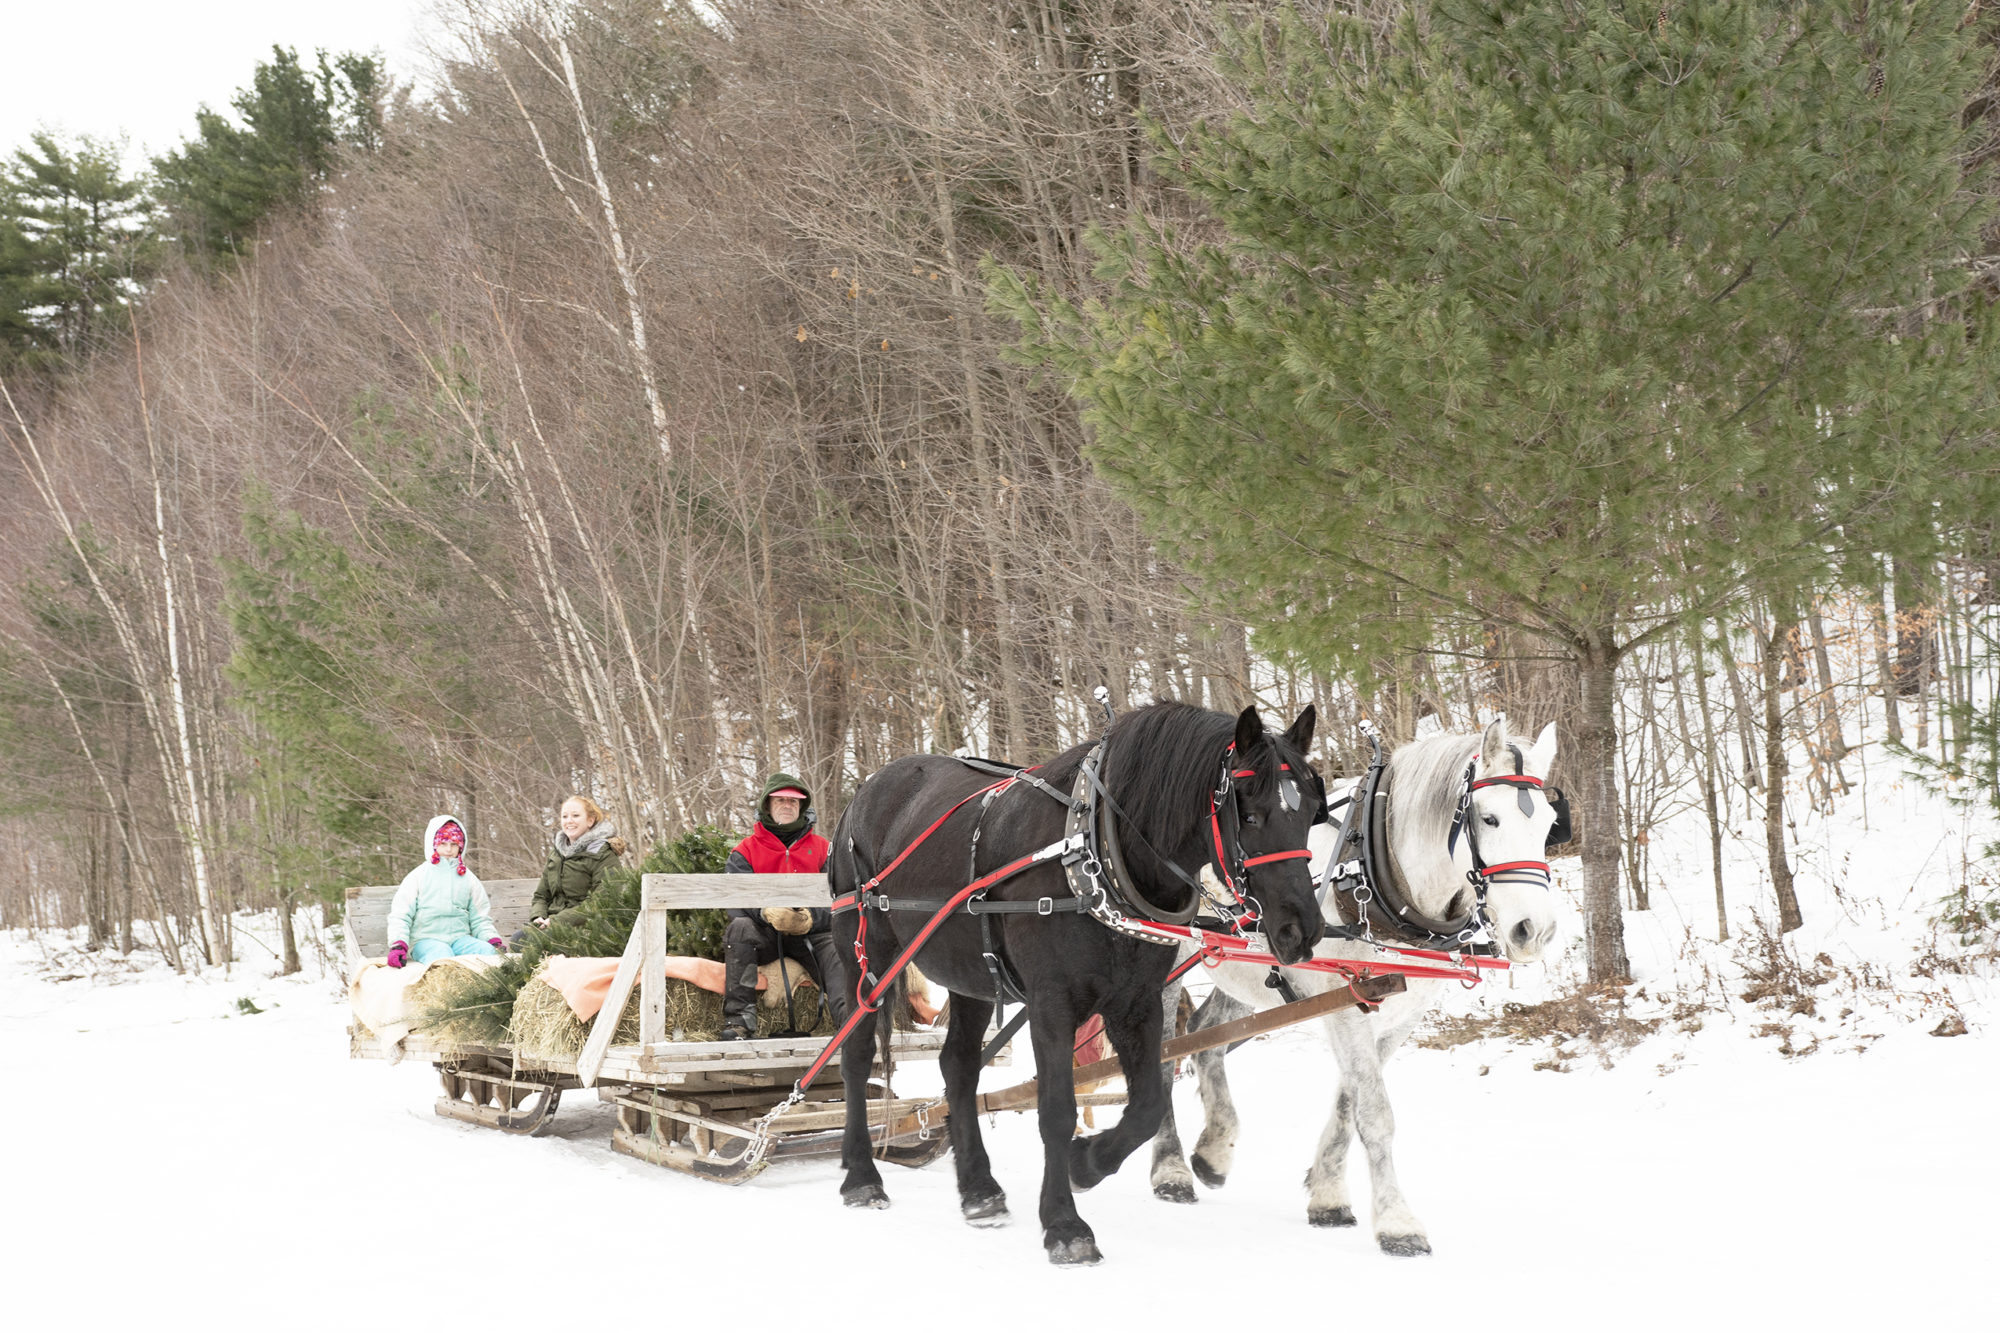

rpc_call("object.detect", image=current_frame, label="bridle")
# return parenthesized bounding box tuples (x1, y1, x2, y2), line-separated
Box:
(1449, 742, 1563, 876)
(1324, 730, 1567, 952)
(1065, 736, 1317, 938)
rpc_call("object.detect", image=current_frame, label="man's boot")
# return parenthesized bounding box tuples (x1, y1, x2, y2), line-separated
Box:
(720, 921, 761, 1040)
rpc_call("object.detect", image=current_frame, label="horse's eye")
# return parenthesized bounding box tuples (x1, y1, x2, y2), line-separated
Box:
(1243, 812, 1263, 827)
(1482, 814, 1500, 827)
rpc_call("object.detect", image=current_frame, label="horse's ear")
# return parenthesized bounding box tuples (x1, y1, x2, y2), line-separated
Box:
(1480, 718, 1507, 770)
(1234, 705, 1264, 756)
(1528, 721, 1558, 774)
(1283, 703, 1317, 754)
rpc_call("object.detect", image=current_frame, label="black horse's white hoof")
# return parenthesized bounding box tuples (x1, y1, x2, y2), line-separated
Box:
(841, 1184, 891, 1210)
(1152, 1177, 1198, 1204)
(1190, 1154, 1228, 1189)
(1377, 1232, 1431, 1257)
(961, 1191, 1009, 1227)
(1046, 1233, 1103, 1267)
(1309, 1204, 1357, 1228)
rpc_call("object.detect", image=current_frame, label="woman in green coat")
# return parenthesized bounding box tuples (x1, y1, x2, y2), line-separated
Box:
(529, 795, 627, 929)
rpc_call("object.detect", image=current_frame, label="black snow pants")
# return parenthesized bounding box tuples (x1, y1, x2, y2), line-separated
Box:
(721, 914, 850, 1032)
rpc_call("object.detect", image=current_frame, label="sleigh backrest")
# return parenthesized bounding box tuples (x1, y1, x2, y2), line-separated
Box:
(343, 879, 540, 964)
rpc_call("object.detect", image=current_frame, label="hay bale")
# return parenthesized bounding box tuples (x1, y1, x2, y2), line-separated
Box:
(509, 973, 639, 1060)
(503, 961, 833, 1054)
(407, 956, 510, 1044)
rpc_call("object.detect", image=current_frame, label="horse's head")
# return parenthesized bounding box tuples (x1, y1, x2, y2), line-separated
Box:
(1223, 704, 1327, 965)
(1450, 719, 1564, 963)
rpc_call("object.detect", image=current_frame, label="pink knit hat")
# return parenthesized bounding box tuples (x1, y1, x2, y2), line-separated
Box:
(431, 820, 467, 874)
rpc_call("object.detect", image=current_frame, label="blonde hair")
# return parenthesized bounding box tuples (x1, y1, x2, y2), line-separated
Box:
(560, 794, 608, 826)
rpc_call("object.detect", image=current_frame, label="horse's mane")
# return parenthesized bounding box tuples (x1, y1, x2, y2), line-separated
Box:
(1384, 729, 1483, 893)
(1099, 700, 1255, 851)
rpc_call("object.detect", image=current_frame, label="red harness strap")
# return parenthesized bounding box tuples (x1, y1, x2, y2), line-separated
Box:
(1209, 758, 1310, 906)
(827, 776, 1016, 915)
(802, 842, 1052, 1090)
(1243, 849, 1312, 868)
(1464, 763, 1551, 878)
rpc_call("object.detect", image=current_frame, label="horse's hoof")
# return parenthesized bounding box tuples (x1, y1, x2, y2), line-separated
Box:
(841, 1184, 891, 1210)
(961, 1191, 1009, 1227)
(1046, 1234, 1103, 1267)
(1153, 1177, 1198, 1204)
(1378, 1232, 1432, 1257)
(1191, 1154, 1228, 1189)
(1309, 1205, 1357, 1228)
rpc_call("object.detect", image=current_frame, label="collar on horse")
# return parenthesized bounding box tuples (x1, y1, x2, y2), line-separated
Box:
(1060, 739, 1312, 935)
(1321, 726, 1567, 954)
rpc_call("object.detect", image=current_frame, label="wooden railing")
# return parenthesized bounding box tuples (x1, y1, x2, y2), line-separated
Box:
(575, 873, 830, 1087)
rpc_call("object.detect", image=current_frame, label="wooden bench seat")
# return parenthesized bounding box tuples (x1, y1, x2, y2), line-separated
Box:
(344, 879, 539, 966)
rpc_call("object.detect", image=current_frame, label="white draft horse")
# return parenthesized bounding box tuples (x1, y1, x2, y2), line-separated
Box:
(1149, 719, 1565, 1255)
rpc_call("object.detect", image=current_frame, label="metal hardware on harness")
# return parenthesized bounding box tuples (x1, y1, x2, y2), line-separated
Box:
(1317, 724, 1512, 955)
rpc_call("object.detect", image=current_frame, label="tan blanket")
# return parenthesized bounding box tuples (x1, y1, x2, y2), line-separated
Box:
(348, 955, 506, 1058)
(540, 954, 763, 1023)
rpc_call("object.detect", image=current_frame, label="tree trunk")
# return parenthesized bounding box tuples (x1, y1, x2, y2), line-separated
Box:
(278, 886, 301, 977)
(118, 823, 134, 955)
(1893, 557, 1935, 698)
(1870, 580, 1902, 746)
(1684, 634, 1730, 942)
(1807, 610, 1849, 764)
(1758, 614, 1805, 933)
(1575, 642, 1631, 982)
(1719, 628, 1762, 799)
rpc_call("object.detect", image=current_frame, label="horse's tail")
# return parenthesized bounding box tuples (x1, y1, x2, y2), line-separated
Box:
(874, 968, 902, 1156)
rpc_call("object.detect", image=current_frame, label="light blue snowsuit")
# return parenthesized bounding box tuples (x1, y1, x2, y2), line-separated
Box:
(387, 814, 497, 959)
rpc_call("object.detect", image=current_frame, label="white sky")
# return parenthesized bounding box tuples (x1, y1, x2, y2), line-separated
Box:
(0, 1, 439, 171)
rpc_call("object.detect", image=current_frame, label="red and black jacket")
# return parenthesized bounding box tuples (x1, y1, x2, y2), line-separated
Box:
(725, 823, 832, 931)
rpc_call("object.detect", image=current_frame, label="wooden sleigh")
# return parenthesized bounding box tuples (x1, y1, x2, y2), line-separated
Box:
(345, 873, 975, 1183)
(347, 872, 1408, 1184)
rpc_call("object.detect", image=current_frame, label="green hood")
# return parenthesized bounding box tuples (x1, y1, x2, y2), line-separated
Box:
(756, 772, 814, 837)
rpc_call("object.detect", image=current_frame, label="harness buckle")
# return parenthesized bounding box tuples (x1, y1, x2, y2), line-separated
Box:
(1036, 896, 1054, 915)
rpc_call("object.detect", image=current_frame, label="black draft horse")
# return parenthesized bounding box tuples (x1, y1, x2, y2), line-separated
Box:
(830, 700, 1326, 1265)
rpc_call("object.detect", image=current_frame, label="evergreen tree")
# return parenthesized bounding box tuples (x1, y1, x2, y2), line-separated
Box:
(995, 0, 2000, 979)
(0, 195, 41, 363)
(224, 494, 401, 910)
(0, 132, 153, 362)
(152, 46, 384, 262)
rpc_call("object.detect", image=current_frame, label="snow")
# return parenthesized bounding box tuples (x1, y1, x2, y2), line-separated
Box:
(4, 771, 1996, 1330)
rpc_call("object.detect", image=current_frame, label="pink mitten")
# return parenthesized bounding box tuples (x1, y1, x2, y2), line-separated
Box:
(386, 941, 409, 969)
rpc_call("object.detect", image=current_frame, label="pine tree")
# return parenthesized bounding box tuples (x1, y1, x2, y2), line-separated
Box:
(0, 132, 153, 362)
(224, 494, 402, 913)
(0, 197, 42, 364)
(152, 46, 384, 262)
(995, 0, 2000, 980)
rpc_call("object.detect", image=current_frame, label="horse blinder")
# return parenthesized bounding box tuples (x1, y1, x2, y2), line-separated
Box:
(1544, 787, 1572, 848)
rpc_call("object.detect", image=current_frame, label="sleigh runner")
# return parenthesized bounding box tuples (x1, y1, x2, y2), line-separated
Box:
(347, 872, 969, 1181)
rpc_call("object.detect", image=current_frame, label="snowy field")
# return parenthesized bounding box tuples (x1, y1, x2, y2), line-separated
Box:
(3, 774, 1995, 1330)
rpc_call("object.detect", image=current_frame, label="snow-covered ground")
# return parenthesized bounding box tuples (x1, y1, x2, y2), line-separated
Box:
(3, 766, 1994, 1330)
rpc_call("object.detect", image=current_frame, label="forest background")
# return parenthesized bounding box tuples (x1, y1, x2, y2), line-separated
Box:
(3, 0, 1998, 987)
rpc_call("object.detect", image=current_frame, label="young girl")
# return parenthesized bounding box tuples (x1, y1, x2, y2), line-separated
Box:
(385, 815, 503, 967)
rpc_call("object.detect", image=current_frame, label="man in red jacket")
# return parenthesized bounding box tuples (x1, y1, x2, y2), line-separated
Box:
(720, 773, 849, 1039)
